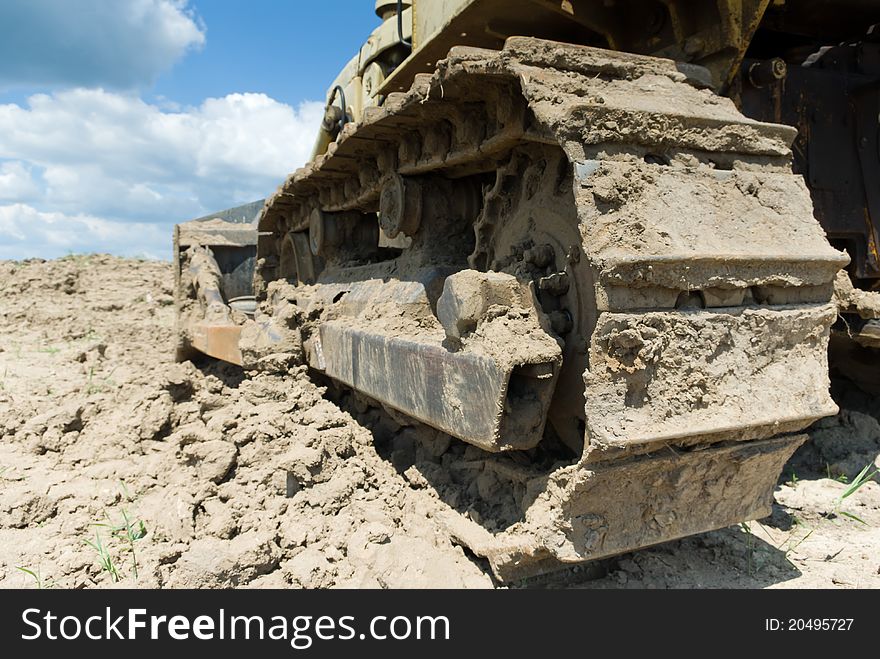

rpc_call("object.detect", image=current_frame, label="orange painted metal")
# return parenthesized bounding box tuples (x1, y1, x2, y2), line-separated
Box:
(191, 323, 244, 365)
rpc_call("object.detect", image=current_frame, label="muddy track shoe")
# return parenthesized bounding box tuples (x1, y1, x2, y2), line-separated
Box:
(254, 37, 848, 580)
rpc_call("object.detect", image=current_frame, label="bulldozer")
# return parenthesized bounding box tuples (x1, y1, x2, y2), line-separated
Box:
(173, 0, 880, 580)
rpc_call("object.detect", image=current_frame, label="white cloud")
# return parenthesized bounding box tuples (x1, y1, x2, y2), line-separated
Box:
(0, 0, 205, 90)
(0, 161, 40, 201)
(0, 203, 168, 259)
(0, 89, 324, 259)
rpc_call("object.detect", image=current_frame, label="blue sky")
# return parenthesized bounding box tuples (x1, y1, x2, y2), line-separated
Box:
(150, 1, 378, 108)
(0, 0, 383, 259)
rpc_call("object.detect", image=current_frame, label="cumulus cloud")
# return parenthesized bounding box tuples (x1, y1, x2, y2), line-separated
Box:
(0, 0, 205, 90)
(0, 161, 40, 202)
(0, 90, 324, 259)
(0, 203, 168, 260)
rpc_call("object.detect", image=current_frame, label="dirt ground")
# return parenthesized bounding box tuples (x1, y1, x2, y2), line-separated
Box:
(0, 255, 878, 589)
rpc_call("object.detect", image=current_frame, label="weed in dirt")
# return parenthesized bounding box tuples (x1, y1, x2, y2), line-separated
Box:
(38, 346, 61, 355)
(86, 483, 148, 581)
(85, 530, 120, 582)
(62, 253, 92, 267)
(16, 566, 56, 589)
(832, 463, 878, 525)
(86, 366, 117, 395)
(782, 517, 816, 565)
(772, 464, 880, 566)
(119, 481, 135, 502)
(97, 508, 147, 579)
(739, 521, 779, 576)
(825, 463, 850, 483)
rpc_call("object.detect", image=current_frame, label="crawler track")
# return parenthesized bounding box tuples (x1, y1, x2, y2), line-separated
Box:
(253, 37, 848, 578)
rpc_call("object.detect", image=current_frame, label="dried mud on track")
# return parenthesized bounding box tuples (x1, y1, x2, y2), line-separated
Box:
(0, 255, 878, 589)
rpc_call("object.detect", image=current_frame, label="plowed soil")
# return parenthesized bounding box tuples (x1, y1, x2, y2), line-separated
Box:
(1, 255, 878, 589)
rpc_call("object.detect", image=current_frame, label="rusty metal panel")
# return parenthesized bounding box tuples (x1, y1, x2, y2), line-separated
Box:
(741, 43, 880, 281)
(854, 83, 880, 279)
(191, 323, 244, 365)
(316, 321, 513, 449)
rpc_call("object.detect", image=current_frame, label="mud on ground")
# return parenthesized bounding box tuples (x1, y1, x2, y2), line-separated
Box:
(0, 255, 878, 589)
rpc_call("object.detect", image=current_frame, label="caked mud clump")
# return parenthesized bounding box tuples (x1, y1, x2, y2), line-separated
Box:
(0, 255, 878, 589)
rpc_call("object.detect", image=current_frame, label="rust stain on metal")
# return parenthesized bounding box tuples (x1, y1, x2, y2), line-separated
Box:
(191, 323, 244, 365)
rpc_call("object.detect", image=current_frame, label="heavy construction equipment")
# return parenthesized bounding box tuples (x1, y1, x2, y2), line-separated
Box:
(174, 0, 880, 580)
